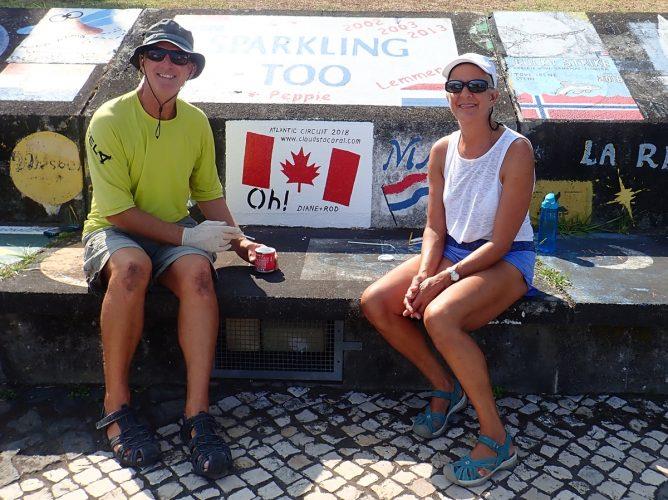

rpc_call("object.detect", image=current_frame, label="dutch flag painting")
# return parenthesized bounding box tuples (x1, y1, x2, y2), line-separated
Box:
(382, 173, 429, 216)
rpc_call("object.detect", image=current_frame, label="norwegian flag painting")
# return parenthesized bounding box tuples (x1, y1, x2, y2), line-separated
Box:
(516, 93, 644, 120)
(225, 121, 373, 228)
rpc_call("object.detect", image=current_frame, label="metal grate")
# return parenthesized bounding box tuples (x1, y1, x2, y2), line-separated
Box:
(213, 319, 344, 381)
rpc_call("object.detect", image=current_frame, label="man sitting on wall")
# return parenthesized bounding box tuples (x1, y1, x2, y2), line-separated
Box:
(82, 18, 261, 479)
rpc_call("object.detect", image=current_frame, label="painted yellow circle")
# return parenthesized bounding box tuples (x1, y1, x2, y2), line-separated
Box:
(10, 131, 82, 206)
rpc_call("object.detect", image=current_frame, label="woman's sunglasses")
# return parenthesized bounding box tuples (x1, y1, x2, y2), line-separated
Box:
(144, 48, 191, 66)
(445, 79, 490, 94)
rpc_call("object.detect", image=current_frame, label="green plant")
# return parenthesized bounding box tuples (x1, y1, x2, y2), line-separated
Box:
(68, 385, 91, 399)
(557, 215, 595, 235)
(0, 249, 42, 280)
(0, 388, 17, 400)
(492, 385, 505, 399)
(535, 258, 571, 291)
(0, 229, 81, 281)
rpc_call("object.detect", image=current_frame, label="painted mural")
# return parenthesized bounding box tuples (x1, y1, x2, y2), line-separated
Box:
(9, 132, 83, 216)
(494, 12, 643, 121)
(579, 138, 666, 221)
(225, 121, 374, 227)
(0, 63, 94, 102)
(175, 15, 456, 107)
(629, 15, 668, 88)
(0, 8, 140, 101)
(7, 9, 140, 64)
(378, 135, 430, 227)
(0, 24, 8, 58)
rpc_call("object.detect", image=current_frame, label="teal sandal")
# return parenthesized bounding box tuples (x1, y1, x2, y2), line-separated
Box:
(445, 432, 518, 487)
(412, 380, 467, 439)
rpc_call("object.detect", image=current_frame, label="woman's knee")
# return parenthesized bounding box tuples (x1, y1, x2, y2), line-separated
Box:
(360, 283, 393, 323)
(423, 301, 464, 343)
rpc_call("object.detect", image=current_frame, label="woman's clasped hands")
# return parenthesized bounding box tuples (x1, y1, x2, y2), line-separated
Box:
(402, 272, 449, 320)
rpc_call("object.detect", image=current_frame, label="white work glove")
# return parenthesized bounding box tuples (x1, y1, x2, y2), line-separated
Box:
(181, 220, 243, 253)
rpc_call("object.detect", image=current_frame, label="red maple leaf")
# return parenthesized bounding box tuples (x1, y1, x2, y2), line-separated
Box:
(281, 148, 320, 192)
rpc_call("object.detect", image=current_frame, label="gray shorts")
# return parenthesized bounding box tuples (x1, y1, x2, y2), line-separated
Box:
(82, 217, 216, 294)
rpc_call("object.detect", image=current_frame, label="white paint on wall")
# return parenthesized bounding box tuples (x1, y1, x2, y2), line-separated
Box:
(0, 63, 94, 101)
(7, 8, 140, 64)
(175, 14, 457, 106)
(225, 120, 374, 227)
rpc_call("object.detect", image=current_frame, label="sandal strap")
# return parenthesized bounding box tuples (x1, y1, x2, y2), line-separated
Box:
(452, 454, 498, 481)
(96, 404, 133, 430)
(183, 412, 217, 436)
(478, 433, 511, 457)
(182, 412, 231, 478)
(431, 380, 462, 403)
(414, 407, 445, 428)
(97, 405, 159, 467)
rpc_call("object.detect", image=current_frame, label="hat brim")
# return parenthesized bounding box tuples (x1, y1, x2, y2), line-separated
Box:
(442, 56, 497, 88)
(130, 40, 205, 79)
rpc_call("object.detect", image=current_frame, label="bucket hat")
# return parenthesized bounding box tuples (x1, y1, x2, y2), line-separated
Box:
(130, 19, 205, 78)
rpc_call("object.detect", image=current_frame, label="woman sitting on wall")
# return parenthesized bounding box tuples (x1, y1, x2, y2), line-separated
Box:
(361, 53, 536, 486)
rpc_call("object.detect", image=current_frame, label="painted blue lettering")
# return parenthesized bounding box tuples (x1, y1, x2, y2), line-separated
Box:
(272, 36, 290, 54)
(231, 36, 249, 54)
(263, 64, 282, 85)
(320, 37, 335, 55)
(297, 37, 316, 55)
(383, 137, 429, 171)
(319, 65, 350, 87)
(247, 37, 266, 54)
(285, 64, 315, 85)
(382, 38, 408, 57)
(353, 38, 378, 56)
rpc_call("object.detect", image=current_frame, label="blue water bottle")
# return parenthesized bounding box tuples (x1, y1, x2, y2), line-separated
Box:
(537, 192, 559, 254)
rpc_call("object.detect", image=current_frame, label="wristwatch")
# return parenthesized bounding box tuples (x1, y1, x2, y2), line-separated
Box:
(446, 265, 460, 282)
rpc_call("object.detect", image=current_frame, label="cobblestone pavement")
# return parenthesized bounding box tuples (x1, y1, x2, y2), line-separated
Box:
(0, 385, 666, 500)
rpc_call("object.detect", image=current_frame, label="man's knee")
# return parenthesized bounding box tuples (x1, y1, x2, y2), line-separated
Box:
(173, 258, 215, 298)
(107, 252, 152, 293)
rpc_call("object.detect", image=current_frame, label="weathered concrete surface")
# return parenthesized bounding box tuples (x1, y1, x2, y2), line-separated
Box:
(590, 13, 668, 122)
(0, 9, 92, 225)
(1, 8, 666, 228)
(0, 229, 665, 393)
(0, 385, 666, 499)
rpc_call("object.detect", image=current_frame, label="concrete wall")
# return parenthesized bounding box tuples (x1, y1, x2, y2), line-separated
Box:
(2, 308, 665, 394)
(0, 8, 666, 229)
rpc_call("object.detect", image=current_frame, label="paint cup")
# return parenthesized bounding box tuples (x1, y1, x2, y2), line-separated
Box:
(254, 245, 277, 273)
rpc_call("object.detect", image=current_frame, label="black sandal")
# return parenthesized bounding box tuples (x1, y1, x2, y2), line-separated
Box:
(180, 411, 232, 479)
(95, 405, 160, 468)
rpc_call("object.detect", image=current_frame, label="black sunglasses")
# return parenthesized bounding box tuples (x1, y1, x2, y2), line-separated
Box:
(445, 79, 490, 93)
(144, 48, 191, 66)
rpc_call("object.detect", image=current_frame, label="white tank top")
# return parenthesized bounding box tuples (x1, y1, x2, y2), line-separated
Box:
(442, 127, 534, 244)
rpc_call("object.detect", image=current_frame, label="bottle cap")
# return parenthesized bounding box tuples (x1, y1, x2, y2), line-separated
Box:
(541, 192, 559, 209)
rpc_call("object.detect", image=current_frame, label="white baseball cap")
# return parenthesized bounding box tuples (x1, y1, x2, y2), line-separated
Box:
(442, 53, 498, 88)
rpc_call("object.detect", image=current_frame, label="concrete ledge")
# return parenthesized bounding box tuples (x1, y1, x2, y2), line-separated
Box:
(0, 229, 665, 394)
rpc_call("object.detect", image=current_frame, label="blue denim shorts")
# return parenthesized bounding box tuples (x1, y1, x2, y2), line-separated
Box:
(443, 235, 536, 296)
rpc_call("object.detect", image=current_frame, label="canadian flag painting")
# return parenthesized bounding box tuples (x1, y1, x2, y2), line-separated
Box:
(226, 121, 373, 228)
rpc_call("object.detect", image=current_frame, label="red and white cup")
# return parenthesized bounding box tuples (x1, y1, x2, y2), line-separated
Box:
(254, 245, 277, 273)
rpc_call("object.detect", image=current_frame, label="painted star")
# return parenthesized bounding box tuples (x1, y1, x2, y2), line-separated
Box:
(606, 175, 643, 220)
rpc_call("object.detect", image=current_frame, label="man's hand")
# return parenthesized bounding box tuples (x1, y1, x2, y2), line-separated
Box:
(181, 220, 242, 253)
(233, 238, 266, 264)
